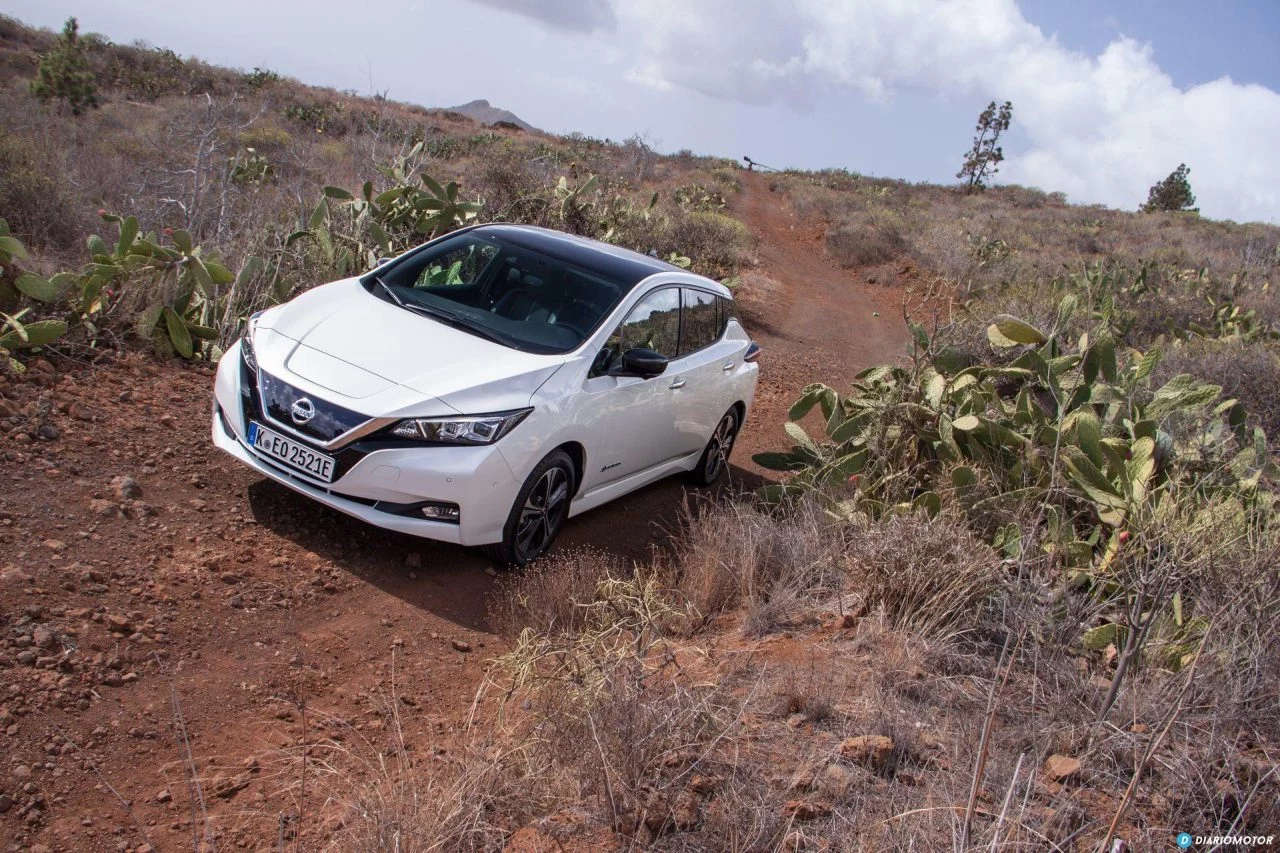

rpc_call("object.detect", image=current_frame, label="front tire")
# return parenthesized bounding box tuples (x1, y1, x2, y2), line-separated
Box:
(487, 450, 575, 567)
(688, 409, 739, 486)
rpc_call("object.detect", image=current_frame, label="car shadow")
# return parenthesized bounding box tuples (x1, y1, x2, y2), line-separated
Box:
(245, 463, 769, 632)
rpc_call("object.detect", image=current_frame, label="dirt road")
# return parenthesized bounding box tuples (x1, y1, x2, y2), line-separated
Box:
(0, 176, 907, 850)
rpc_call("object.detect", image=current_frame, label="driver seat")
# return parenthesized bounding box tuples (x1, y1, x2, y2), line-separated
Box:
(492, 268, 552, 322)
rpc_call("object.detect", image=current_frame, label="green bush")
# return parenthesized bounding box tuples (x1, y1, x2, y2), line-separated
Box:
(30, 17, 98, 115)
(1142, 164, 1197, 213)
(104, 43, 187, 101)
(236, 126, 293, 152)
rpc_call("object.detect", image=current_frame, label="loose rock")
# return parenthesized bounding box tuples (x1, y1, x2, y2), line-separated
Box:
(111, 475, 143, 500)
(1043, 754, 1082, 783)
(839, 735, 895, 771)
(783, 800, 831, 821)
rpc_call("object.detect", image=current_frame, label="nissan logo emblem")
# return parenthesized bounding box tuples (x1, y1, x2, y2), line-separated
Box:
(290, 397, 316, 425)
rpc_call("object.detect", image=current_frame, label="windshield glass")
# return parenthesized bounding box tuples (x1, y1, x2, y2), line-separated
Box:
(366, 231, 630, 354)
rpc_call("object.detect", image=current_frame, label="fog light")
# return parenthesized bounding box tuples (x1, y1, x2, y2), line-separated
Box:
(420, 502, 460, 522)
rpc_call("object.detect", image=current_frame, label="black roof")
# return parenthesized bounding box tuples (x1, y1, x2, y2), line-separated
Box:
(469, 224, 685, 287)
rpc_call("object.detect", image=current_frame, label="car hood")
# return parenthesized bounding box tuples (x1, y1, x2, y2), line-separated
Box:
(257, 278, 567, 415)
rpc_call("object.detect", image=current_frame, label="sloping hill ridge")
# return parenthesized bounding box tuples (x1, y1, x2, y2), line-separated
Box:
(443, 98, 535, 130)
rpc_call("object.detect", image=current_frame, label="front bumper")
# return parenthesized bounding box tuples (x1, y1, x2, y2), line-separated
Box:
(211, 342, 520, 547)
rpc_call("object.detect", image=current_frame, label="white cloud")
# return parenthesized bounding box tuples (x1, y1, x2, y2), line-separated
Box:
(468, 0, 1280, 222)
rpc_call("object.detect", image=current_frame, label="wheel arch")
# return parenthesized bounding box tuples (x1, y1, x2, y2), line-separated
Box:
(552, 440, 586, 497)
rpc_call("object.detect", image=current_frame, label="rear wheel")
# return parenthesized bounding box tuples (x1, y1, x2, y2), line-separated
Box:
(688, 409, 738, 486)
(487, 450, 575, 567)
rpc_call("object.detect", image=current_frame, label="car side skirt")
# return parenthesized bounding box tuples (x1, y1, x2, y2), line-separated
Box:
(568, 449, 703, 517)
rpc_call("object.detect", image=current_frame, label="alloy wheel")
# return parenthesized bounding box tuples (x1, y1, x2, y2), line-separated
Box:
(704, 413, 737, 481)
(514, 465, 570, 561)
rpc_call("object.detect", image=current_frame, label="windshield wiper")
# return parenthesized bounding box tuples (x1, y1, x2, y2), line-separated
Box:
(402, 301, 514, 347)
(373, 275, 405, 308)
(374, 275, 514, 347)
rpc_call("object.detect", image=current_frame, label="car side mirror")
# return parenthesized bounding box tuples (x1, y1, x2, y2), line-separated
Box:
(618, 347, 668, 379)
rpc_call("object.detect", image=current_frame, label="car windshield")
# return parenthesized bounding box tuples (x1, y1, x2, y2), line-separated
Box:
(365, 231, 630, 355)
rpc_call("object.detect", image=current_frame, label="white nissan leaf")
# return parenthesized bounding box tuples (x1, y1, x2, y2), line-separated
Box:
(212, 224, 760, 565)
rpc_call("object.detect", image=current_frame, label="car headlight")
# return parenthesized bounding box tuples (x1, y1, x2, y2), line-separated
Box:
(240, 333, 258, 373)
(240, 310, 266, 373)
(389, 408, 532, 445)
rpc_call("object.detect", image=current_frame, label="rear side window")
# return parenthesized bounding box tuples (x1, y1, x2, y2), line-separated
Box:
(678, 289, 721, 355)
(717, 296, 736, 327)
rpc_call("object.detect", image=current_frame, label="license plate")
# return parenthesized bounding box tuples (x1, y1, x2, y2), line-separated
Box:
(247, 422, 336, 483)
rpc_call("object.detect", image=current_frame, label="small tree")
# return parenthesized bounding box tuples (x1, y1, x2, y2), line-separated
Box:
(957, 100, 1013, 193)
(1141, 163, 1197, 213)
(30, 17, 99, 116)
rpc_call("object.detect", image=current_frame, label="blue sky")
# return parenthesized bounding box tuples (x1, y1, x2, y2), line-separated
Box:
(4, 0, 1278, 222)
(1022, 0, 1280, 91)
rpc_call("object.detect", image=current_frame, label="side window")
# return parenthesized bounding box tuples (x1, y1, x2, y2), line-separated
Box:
(415, 242, 498, 288)
(678, 289, 720, 355)
(596, 288, 681, 374)
(717, 296, 735, 331)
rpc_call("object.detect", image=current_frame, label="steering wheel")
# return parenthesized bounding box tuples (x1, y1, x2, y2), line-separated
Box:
(553, 298, 595, 338)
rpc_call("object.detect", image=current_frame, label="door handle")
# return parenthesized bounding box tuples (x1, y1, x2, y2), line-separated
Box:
(669, 378, 687, 390)
(721, 361, 735, 373)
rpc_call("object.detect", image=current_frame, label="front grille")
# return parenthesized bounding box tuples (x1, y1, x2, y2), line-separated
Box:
(240, 359, 376, 480)
(257, 370, 368, 444)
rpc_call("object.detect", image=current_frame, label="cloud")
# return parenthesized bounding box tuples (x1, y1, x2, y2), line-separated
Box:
(469, 0, 616, 33)
(495, 0, 1280, 222)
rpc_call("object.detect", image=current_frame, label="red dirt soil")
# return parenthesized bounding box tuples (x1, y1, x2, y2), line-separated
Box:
(0, 175, 908, 851)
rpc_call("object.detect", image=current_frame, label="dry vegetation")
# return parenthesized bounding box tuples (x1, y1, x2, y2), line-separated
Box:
(2, 13, 1279, 852)
(308, 501, 1278, 850)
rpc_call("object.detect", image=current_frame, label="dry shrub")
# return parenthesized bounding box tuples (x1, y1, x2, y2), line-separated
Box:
(525, 666, 732, 837)
(486, 572, 740, 844)
(732, 269, 785, 334)
(486, 546, 624, 639)
(236, 125, 293, 153)
(289, 694, 557, 852)
(0, 132, 81, 250)
(672, 500, 844, 636)
(665, 211, 756, 280)
(774, 653, 843, 722)
(469, 145, 556, 225)
(826, 217, 910, 268)
(844, 512, 1002, 639)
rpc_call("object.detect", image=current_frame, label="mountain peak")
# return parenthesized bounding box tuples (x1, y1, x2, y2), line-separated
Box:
(442, 99, 534, 131)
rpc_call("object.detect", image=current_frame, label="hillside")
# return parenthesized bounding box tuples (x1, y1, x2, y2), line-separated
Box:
(2, 14, 1279, 853)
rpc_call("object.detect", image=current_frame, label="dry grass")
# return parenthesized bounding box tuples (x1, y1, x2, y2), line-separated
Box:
(269, 677, 561, 852)
(486, 545, 625, 640)
(238, 502, 1279, 850)
(0, 131, 82, 250)
(671, 499, 846, 636)
(844, 512, 1003, 639)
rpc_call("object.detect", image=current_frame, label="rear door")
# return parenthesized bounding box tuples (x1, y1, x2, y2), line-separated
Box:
(670, 288, 737, 455)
